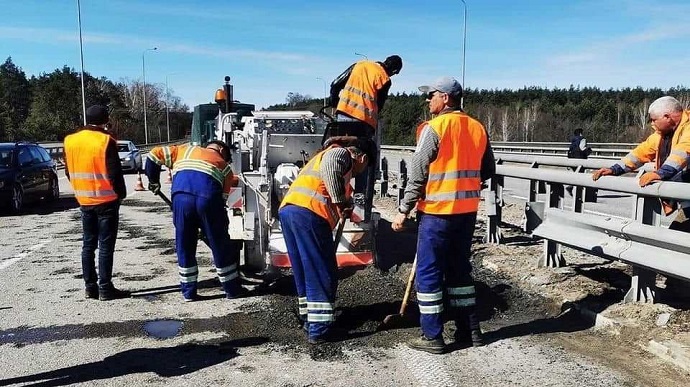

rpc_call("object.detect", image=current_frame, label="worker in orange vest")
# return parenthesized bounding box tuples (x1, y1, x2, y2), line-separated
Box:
(329, 55, 403, 213)
(64, 105, 129, 301)
(146, 141, 243, 302)
(279, 138, 372, 344)
(392, 77, 495, 354)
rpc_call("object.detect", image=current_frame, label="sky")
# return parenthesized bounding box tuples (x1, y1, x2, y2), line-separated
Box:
(1, 0, 689, 110)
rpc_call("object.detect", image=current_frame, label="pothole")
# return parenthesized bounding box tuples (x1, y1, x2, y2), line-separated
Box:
(143, 319, 183, 339)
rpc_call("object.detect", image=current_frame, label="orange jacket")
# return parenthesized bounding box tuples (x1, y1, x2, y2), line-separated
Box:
(280, 146, 353, 228)
(148, 144, 235, 200)
(64, 129, 119, 206)
(417, 112, 487, 215)
(336, 61, 390, 130)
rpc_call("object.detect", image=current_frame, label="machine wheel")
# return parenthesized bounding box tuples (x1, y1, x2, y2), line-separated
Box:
(10, 184, 24, 214)
(47, 175, 59, 202)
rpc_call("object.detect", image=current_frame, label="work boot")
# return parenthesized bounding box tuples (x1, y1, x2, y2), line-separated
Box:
(183, 294, 199, 302)
(84, 287, 99, 300)
(407, 335, 446, 354)
(454, 329, 484, 348)
(99, 286, 131, 301)
(225, 287, 250, 300)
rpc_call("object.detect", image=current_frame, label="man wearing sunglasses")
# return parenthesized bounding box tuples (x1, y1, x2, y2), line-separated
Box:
(392, 77, 495, 354)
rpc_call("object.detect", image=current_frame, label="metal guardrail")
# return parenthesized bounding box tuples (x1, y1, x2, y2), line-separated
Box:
(379, 145, 688, 304)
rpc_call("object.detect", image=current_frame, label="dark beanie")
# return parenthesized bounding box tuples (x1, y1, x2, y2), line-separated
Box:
(86, 105, 109, 125)
(383, 55, 403, 75)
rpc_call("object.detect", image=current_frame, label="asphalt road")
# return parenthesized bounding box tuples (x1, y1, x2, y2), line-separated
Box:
(0, 170, 674, 386)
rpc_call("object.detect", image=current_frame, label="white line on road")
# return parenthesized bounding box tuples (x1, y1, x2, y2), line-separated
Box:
(0, 240, 52, 272)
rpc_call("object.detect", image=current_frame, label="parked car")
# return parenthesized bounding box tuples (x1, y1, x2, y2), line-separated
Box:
(117, 140, 143, 172)
(0, 142, 59, 214)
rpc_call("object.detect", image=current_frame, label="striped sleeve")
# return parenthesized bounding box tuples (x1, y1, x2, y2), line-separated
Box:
(399, 124, 439, 214)
(148, 145, 180, 169)
(320, 148, 352, 204)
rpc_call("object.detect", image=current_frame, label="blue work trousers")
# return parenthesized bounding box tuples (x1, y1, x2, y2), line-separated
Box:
(279, 205, 338, 340)
(416, 212, 479, 339)
(81, 201, 120, 291)
(172, 192, 240, 299)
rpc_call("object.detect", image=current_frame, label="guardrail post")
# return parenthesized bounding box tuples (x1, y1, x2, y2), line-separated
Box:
(624, 266, 656, 303)
(571, 165, 584, 213)
(539, 182, 565, 268)
(484, 175, 504, 244)
(523, 162, 542, 232)
(396, 159, 407, 207)
(379, 157, 388, 198)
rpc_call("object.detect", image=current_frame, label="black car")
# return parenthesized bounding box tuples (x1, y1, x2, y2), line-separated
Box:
(0, 142, 59, 214)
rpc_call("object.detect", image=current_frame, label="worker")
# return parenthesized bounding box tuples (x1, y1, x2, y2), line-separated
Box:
(145, 140, 243, 301)
(592, 96, 690, 295)
(329, 55, 403, 211)
(392, 77, 496, 354)
(64, 104, 129, 301)
(278, 137, 372, 344)
(592, 96, 690, 227)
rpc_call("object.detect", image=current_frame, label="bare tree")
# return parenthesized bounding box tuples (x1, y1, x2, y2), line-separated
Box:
(636, 98, 649, 134)
(500, 107, 509, 141)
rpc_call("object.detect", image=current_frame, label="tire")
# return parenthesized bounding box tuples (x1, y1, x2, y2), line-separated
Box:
(10, 185, 23, 214)
(47, 175, 59, 202)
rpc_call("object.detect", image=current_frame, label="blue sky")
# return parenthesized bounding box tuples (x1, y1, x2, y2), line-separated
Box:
(1, 0, 689, 110)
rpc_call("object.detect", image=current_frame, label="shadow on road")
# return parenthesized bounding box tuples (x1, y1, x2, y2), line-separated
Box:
(0, 338, 266, 386)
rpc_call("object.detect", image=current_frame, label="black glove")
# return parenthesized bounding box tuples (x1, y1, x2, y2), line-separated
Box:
(148, 182, 161, 194)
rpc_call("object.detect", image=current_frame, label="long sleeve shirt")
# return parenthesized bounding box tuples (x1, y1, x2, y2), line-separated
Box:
(320, 147, 353, 204)
(398, 110, 495, 214)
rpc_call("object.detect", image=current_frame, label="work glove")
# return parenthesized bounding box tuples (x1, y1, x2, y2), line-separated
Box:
(335, 202, 353, 220)
(592, 168, 614, 181)
(639, 171, 661, 187)
(148, 182, 161, 194)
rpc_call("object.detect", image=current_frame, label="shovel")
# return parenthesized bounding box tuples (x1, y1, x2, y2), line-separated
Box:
(380, 254, 417, 329)
(333, 216, 346, 255)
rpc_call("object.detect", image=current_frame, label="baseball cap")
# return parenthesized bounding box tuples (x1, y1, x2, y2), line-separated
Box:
(418, 76, 463, 99)
(85, 105, 109, 125)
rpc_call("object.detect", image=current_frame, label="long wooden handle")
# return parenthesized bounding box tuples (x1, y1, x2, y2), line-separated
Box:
(399, 255, 417, 315)
(333, 217, 346, 256)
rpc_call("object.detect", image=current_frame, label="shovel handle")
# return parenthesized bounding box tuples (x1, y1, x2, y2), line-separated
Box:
(399, 254, 417, 315)
(333, 216, 346, 256)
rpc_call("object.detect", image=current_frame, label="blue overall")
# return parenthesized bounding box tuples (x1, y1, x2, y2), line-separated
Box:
(279, 204, 338, 340)
(416, 212, 479, 339)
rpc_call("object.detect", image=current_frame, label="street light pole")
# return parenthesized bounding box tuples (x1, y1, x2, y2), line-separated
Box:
(316, 77, 327, 108)
(460, 0, 468, 109)
(354, 52, 368, 60)
(165, 75, 171, 142)
(142, 47, 157, 144)
(76, 0, 86, 125)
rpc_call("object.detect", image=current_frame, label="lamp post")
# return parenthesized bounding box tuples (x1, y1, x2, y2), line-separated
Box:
(354, 52, 368, 60)
(142, 47, 157, 144)
(460, 0, 467, 109)
(316, 77, 327, 108)
(76, 0, 86, 125)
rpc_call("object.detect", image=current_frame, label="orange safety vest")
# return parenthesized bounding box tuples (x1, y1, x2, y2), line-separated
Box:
(417, 111, 487, 215)
(336, 61, 390, 130)
(280, 146, 353, 228)
(64, 129, 119, 206)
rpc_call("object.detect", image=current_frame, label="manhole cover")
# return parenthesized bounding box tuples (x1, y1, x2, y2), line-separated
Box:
(143, 319, 183, 339)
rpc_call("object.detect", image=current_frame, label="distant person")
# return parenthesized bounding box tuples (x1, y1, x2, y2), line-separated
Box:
(329, 55, 403, 205)
(592, 96, 690, 292)
(565, 128, 591, 194)
(567, 128, 591, 160)
(392, 77, 495, 354)
(64, 105, 129, 301)
(145, 141, 243, 301)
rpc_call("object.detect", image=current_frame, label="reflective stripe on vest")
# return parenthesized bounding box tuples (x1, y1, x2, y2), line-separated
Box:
(417, 111, 487, 215)
(64, 129, 119, 206)
(280, 146, 352, 228)
(336, 61, 390, 129)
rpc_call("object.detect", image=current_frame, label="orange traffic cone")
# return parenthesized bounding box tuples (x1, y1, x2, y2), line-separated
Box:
(134, 172, 146, 191)
(165, 168, 173, 184)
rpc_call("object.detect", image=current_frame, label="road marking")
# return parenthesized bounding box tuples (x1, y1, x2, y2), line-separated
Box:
(0, 240, 51, 272)
(397, 344, 456, 387)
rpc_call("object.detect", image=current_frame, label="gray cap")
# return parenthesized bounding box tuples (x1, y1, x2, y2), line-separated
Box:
(418, 76, 463, 99)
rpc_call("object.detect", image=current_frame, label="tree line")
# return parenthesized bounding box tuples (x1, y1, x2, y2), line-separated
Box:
(0, 57, 191, 144)
(268, 86, 690, 146)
